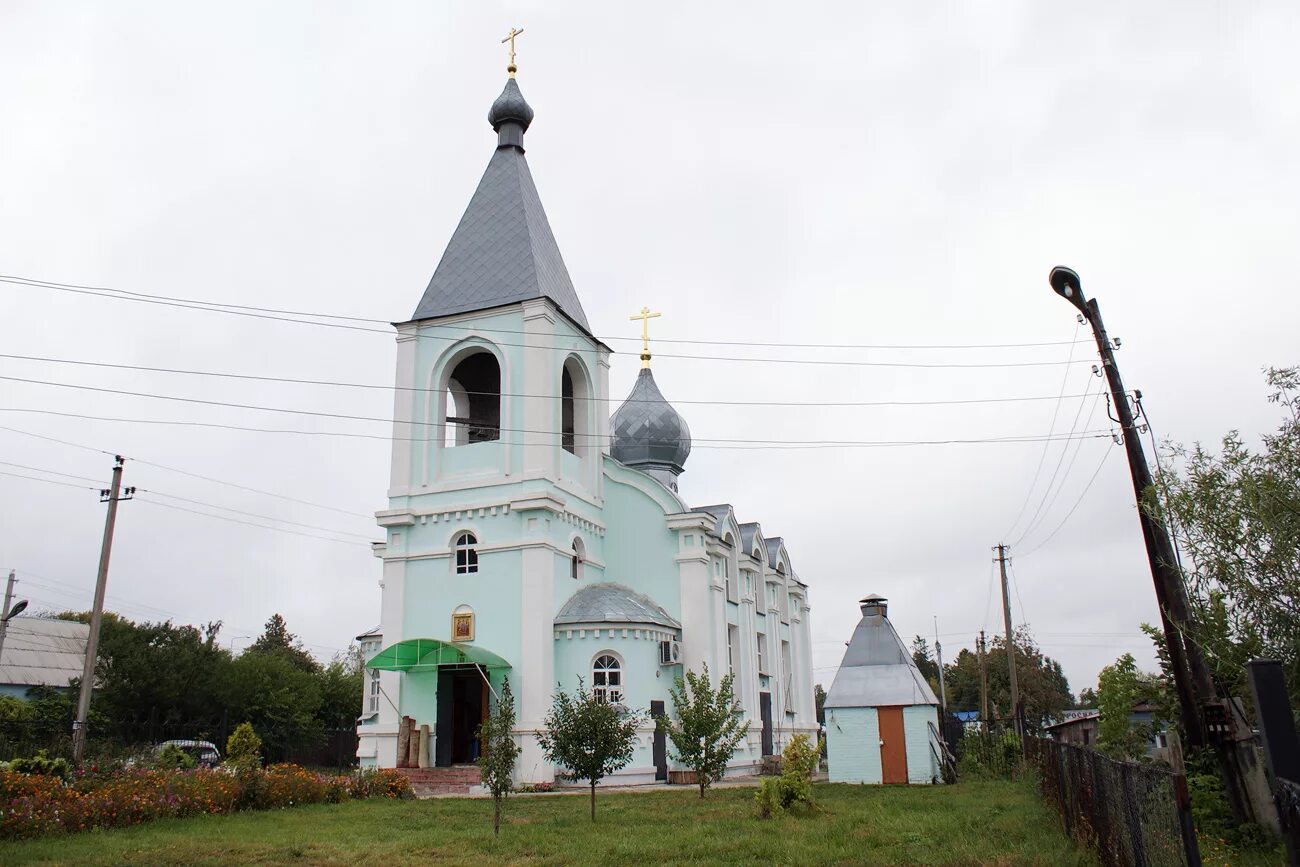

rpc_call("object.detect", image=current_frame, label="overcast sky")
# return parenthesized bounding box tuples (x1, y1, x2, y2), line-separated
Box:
(2, 2, 1297, 697)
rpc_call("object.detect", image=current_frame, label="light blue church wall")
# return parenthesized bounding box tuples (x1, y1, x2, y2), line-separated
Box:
(597, 464, 685, 625)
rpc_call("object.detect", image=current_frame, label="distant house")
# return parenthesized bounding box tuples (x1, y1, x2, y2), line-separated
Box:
(0, 617, 89, 699)
(824, 595, 942, 785)
(1045, 701, 1169, 761)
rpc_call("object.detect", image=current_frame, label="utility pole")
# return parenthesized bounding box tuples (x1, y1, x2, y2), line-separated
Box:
(933, 617, 948, 715)
(0, 570, 17, 662)
(994, 544, 1020, 733)
(977, 630, 990, 731)
(1048, 266, 1250, 821)
(72, 456, 134, 763)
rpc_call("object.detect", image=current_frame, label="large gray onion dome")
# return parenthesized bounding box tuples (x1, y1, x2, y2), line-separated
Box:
(488, 78, 534, 134)
(610, 369, 691, 492)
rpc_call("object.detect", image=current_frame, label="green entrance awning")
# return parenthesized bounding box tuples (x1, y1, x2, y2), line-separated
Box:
(365, 638, 511, 673)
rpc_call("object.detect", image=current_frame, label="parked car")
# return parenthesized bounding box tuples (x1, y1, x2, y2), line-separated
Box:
(155, 739, 222, 768)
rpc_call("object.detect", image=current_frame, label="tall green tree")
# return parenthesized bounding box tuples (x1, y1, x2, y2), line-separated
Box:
(942, 628, 1072, 727)
(910, 636, 941, 697)
(1149, 366, 1300, 711)
(249, 614, 319, 674)
(656, 664, 749, 799)
(535, 681, 642, 820)
(477, 679, 520, 837)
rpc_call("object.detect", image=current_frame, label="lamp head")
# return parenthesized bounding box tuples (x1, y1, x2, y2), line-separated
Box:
(1049, 266, 1088, 312)
(3, 599, 27, 622)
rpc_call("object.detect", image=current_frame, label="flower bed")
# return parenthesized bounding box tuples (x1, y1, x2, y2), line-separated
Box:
(0, 765, 411, 840)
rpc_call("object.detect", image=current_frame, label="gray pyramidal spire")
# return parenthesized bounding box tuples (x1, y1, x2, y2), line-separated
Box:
(410, 78, 590, 331)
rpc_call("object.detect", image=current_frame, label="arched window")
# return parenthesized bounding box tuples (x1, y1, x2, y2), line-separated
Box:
(560, 357, 591, 458)
(570, 537, 585, 580)
(445, 352, 501, 447)
(454, 532, 478, 574)
(592, 654, 622, 703)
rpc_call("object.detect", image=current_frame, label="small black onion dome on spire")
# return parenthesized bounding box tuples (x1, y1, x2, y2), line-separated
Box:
(488, 78, 534, 133)
(610, 369, 692, 480)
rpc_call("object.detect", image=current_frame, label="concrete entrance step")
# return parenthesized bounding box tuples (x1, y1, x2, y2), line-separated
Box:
(397, 765, 481, 796)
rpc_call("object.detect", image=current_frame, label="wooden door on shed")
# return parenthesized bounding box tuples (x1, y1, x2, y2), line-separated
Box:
(878, 706, 908, 784)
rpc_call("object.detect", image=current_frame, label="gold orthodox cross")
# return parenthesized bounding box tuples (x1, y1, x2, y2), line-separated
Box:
(630, 306, 662, 368)
(502, 27, 524, 77)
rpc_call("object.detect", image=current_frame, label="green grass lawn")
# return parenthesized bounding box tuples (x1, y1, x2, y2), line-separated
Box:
(3, 780, 1095, 866)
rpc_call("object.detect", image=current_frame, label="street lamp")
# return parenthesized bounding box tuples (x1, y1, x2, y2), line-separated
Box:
(3, 600, 28, 622)
(1046, 265, 1250, 820)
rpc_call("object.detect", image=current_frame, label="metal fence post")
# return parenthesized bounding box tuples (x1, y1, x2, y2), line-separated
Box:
(1173, 772, 1203, 867)
(1247, 659, 1300, 862)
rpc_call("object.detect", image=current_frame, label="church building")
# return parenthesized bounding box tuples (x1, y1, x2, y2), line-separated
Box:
(357, 61, 818, 786)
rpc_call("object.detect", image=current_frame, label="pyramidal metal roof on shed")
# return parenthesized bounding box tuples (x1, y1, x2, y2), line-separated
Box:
(824, 596, 939, 709)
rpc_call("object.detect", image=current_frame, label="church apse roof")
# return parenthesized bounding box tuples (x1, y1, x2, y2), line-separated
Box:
(410, 78, 591, 332)
(555, 583, 681, 630)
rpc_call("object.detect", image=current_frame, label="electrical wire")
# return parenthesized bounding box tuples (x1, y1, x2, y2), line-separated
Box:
(0, 352, 1095, 408)
(1002, 325, 1082, 541)
(0, 273, 1089, 352)
(1017, 445, 1116, 558)
(0, 460, 106, 485)
(0, 406, 1117, 450)
(1011, 383, 1105, 546)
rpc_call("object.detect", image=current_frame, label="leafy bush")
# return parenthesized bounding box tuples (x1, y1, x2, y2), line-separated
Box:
(153, 743, 198, 771)
(8, 751, 71, 781)
(225, 722, 262, 771)
(755, 734, 822, 818)
(0, 763, 413, 841)
(957, 728, 1023, 779)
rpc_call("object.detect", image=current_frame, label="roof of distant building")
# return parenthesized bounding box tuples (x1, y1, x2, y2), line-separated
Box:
(0, 617, 89, 689)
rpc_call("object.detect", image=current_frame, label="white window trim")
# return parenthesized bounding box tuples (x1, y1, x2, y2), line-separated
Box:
(592, 651, 624, 704)
(453, 531, 479, 575)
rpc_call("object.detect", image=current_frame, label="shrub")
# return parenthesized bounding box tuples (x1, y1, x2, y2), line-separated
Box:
(225, 722, 262, 771)
(754, 734, 823, 818)
(342, 767, 412, 800)
(754, 777, 782, 819)
(153, 743, 198, 771)
(8, 750, 72, 781)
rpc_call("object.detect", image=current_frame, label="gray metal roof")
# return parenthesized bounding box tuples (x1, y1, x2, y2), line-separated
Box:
(765, 537, 787, 570)
(610, 369, 691, 474)
(824, 608, 939, 709)
(0, 617, 89, 689)
(739, 522, 762, 555)
(555, 583, 681, 629)
(410, 79, 590, 331)
(693, 504, 734, 536)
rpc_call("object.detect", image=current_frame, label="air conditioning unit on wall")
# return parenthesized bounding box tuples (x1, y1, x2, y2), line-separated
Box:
(659, 640, 682, 666)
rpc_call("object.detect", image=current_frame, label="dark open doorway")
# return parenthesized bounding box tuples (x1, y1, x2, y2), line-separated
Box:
(759, 691, 774, 756)
(651, 700, 667, 780)
(436, 666, 488, 767)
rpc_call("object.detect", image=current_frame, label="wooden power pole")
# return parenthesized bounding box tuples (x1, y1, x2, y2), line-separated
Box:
(977, 630, 990, 730)
(994, 544, 1020, 732)
(72, 456, 134, 763)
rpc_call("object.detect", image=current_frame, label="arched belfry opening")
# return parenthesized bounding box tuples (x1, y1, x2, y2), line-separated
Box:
(560, 356, 591, 459)
(444, 351, 501, 447)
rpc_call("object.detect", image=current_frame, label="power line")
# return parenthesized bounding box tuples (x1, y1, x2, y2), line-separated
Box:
(0, 404, 1117, 449)
(1011, 382, 1105, 547)
(0, 424, 372, 519)
(0, 352, 1095, 409)
(1, 273, 1088, 352)
(0, 460, 106, 485)
(133, 496, 372, 547)
(1002, 326, 1082, 540)
(0, 374, 1118, 447)
(1015, 390, 1106, 545)
(137, 489, 379, 541)
(0, 469, 99, 490)
(1017, 445, 1116, 558)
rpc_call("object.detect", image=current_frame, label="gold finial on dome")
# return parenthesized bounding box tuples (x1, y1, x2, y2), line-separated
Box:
(502, 27, 524, 78)
(630, 306, 662, 369)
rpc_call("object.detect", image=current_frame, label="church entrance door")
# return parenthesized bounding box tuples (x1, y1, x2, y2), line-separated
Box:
(435, 666, 487, 767)
(759, 692, 773, 756)
(878, 705, 908, 784)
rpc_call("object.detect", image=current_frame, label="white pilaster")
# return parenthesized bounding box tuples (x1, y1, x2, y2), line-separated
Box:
(517, 538, 556, 782)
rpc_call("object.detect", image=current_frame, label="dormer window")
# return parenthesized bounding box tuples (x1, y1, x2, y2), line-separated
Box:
(454, 532, 479, 574)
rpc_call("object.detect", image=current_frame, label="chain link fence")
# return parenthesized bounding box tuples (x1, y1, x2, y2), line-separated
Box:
(1025, 736, 1200, 867)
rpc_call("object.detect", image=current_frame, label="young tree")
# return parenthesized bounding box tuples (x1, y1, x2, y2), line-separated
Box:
(249, 613, 319, 673)
(1149, 366, 1300, 710)
(656, 664, 749, 798)
(535, 680, 642, 820)
(477, 679, 520, 837)
(1096, 653, 1146, 760)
